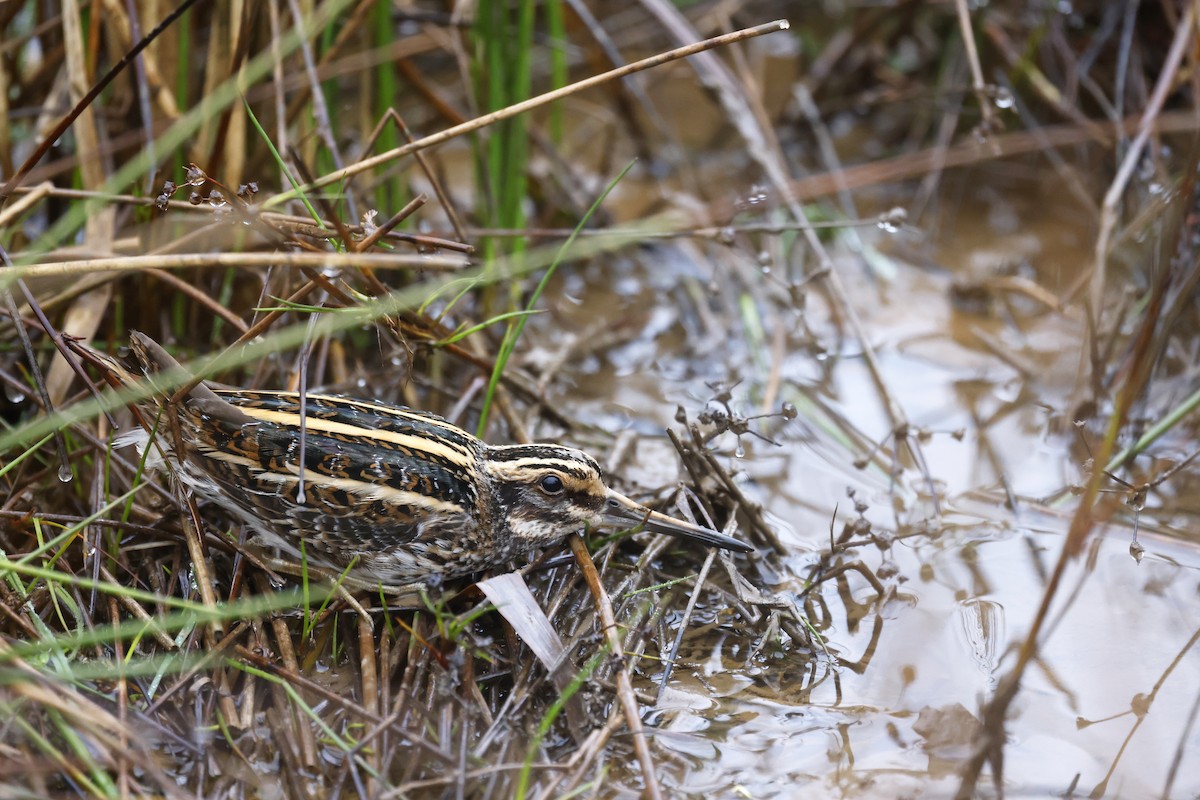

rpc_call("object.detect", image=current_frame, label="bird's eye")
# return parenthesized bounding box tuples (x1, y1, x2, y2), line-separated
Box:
(538, 474, 565, 495)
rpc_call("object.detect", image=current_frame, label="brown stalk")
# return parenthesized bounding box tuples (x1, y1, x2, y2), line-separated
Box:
(369, 109, 469, 243)
(262, 581, 319, 767)
(567, 533, 663, 800)
(106, 592, 131, 797)
(145, 268, 250, 333)
(10, 250, 465, 282)
(357, 194, 430, 252)
(1087, 3, 1195, 399)
(955, 176, 1188, 797)
(235, 642, 384, 726)
(0, 0, 207, 205)
(394, 53, 470, 127)
(268, 19, 791, 204)
(357, 596, 382, 787)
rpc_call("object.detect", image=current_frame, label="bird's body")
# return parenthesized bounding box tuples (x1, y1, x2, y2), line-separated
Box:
(92, 333, 751, 583)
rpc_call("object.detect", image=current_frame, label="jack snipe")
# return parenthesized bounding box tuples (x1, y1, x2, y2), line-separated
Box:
(78, 332, 751, 583)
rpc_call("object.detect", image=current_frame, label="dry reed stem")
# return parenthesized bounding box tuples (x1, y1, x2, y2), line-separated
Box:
(568, 532, 663, 800)
(955, 159, 1196, 798)
(952, 0, 1000, 138)
(782, 109, 1199, 208)
(1087, 3, 1196, 395)
(142, 268, 251, 332)
(370, 109, 469, 242)
(7, 250, 466, 283)
(268, 19, 791, 204)
(0, 0, 202, 204)
(0, 181, 52, 228)
(267, 608, 319, 767)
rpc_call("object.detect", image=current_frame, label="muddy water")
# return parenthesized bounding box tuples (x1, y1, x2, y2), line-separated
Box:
(531, 175, 1200, 797)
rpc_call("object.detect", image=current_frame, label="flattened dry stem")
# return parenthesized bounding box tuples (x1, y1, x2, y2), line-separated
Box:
(568, 533, 663, 800)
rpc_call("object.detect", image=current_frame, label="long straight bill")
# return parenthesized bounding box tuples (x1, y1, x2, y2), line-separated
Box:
(600, 490, 753, 552)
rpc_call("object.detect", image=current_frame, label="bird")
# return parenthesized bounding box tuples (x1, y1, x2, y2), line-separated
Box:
(75, 332, 752, 584)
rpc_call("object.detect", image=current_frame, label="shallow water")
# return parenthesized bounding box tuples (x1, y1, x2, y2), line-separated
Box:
(529, 164, 1200, 797)
(656, 522, 1200, 798)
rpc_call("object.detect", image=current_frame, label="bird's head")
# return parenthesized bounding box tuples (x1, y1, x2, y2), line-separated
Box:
(481, 444, 752, 553)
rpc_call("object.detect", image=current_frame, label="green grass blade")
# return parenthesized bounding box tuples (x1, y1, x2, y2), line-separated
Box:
(477, 159, 637, 435)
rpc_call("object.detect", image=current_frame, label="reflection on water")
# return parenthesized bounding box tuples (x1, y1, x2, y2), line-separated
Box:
(545, 177, 1200, 796)
(956, 598, 1004, 691)
(650, 525, 1200, 798)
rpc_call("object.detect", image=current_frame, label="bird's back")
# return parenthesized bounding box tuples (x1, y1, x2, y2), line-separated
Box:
(159, 390, 502, 582)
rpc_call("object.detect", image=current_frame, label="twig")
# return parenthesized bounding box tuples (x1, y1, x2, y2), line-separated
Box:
(567, 533, 663, 800)
(145, 268, 250, 332)
(0, 0, 207, 205)
(1086, 3, 1195, 396)
(952, 0, 999, 136)
(358, 194, 429, 252)
(265, 20, 791, 205)
(4, 251, 466, 285)
(656, 548, 717, 703)
(371, 109, 468, 243)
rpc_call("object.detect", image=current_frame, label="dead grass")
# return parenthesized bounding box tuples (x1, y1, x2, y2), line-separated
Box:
(1, 1, 1197, 798)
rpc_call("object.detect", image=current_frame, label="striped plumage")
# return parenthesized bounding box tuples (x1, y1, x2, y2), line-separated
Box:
(94, 333, 751, 583)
